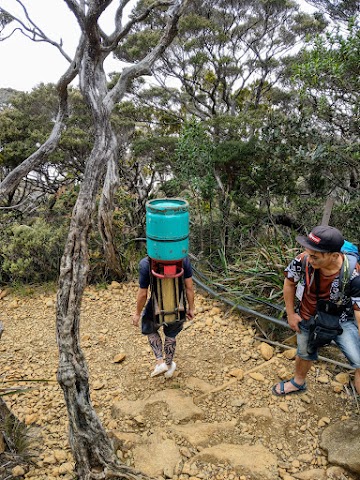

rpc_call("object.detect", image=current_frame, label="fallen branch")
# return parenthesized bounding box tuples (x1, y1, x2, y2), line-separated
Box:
(196, 357, 277, 401)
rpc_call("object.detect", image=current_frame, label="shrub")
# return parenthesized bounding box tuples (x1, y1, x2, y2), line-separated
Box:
(0, 219, 67, 284)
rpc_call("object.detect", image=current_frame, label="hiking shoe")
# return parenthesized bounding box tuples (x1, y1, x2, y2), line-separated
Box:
(150, 362, 168, 377)
(164, 362, 176, 378)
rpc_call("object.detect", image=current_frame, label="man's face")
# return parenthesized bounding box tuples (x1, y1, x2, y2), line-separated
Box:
(305, 249, 333, 269)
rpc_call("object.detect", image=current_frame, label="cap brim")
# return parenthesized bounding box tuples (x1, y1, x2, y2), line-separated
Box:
(295, 235, 329, 252)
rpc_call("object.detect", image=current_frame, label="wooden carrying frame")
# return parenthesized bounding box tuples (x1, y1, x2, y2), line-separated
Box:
(151, 259, 185, 325)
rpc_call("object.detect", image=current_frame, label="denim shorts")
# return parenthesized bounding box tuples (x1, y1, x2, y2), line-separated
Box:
(296, 319, 360, 368)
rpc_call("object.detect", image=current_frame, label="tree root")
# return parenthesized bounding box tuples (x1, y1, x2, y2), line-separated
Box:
(78, 461, 157, 480)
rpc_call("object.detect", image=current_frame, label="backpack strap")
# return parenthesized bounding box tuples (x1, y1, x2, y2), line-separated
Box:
(301, 254, 315, 294)
(302, 253, 357, 302)
(339, 253, 357, 301)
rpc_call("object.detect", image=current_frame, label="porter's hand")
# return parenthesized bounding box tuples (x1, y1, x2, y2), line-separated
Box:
(132, 313, 140, 327)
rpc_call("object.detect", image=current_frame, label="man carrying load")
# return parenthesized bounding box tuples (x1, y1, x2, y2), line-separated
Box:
(132, 198, 195, 378)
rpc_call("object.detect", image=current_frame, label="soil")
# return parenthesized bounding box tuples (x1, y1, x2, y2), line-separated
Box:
(0, 282, 359, 480)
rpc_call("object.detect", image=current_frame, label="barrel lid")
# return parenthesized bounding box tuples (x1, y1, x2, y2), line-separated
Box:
(146, 198, 189, 213)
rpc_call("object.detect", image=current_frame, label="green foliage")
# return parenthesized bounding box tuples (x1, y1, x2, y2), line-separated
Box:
(0, 85, 94, 186)
(0, 184, 149, 286)
(165, 0, 327, 118)
(87, 188, 149, 283)
(200, 227, 299, 304)
(0, 219, 67, 284)
(285, 19, 360, 231)
(2, 412, 34, 459)
(0, 392, 38, 478)
(114, 0, 171, 62)
(46, 186, 79, 222)
(0, 85, 57, 170)
(306, 0, 359, 23)
(159, 178, 186, 198)
(175, 118, 216, 200)
(213, 138, 260, 195)
(0, 399, 36, 479)
(330, 200, 360, 243)
(295, 19, 360, 92)
(132, 135, 178, 165)
(116, 29, 161, 62)
(293, 19, 359, 144)
(1, 1, 359, 291)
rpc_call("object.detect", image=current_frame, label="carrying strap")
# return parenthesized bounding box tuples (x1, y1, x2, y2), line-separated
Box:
(304, 253, 357, 304)
(341, 253, 358, 298)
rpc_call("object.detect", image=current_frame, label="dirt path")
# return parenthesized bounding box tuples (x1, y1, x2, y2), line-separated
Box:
(0, 283, 358, 480)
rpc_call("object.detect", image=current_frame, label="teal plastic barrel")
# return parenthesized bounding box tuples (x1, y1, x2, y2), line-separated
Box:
(146, 198, 189, 261)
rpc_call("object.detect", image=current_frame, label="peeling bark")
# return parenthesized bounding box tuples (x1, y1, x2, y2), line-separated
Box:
(98, 136, 124, 280)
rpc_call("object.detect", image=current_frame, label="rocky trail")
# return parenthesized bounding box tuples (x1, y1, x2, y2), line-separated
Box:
(1, 282, 359, 480)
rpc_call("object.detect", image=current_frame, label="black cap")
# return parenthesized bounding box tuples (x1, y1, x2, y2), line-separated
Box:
(296, 226, 344, 253)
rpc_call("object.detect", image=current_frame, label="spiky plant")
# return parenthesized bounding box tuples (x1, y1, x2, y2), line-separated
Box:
(0, 399, 36, 478)
(192, 227, 300, 320)
(3, 413, 33, 459)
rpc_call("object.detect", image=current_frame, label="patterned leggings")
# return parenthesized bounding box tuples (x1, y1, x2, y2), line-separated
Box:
(148, 332, 176, 366)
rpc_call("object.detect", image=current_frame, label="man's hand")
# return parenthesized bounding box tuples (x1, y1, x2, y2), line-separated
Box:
(287, 312, 302, 333)
(186, 308, 195, 320)
(132, 313, 140, 327)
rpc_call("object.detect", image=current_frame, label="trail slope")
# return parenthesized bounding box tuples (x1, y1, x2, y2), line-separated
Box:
(0, 283, 358, 480)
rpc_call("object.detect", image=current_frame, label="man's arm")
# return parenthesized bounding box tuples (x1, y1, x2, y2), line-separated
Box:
(283, 277, 302, 333)
(184, 277, 195, 320)
(132, 288, 148, 327)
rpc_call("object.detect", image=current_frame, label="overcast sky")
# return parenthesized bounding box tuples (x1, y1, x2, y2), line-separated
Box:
(0, 0, 317, 93)
(0, 0, 130, 92)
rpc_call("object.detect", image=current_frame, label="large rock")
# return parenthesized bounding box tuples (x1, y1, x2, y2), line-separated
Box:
(293, 469, 326, 480)
(320, 418, 360, 474)
(132, 432, 181, 477)
(242, 407, 272, 419)
(185, 376, 214, 392)
(171, 420, 237, 447)
(191, 442, 278, 479)
(112, 388, 204, 423)
(259, 342, 274, 360)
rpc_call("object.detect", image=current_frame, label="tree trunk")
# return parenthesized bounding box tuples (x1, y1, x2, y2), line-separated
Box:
(56, 125, 152, 479)
(56, 1, 188, 474)
(2, 1, 188, 477)
(56, 129, 112, 473)
(98, 130, 127, 280)
(321, 196, 335, 226)
(99, 153, 124, 280)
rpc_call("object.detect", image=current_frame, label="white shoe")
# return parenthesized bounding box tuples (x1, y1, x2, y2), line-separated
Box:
(164, 362, 176, 378)
(150, 362, 168, 377)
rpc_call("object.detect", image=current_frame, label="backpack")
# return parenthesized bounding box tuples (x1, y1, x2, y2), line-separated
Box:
(341, 240, 360, 261)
